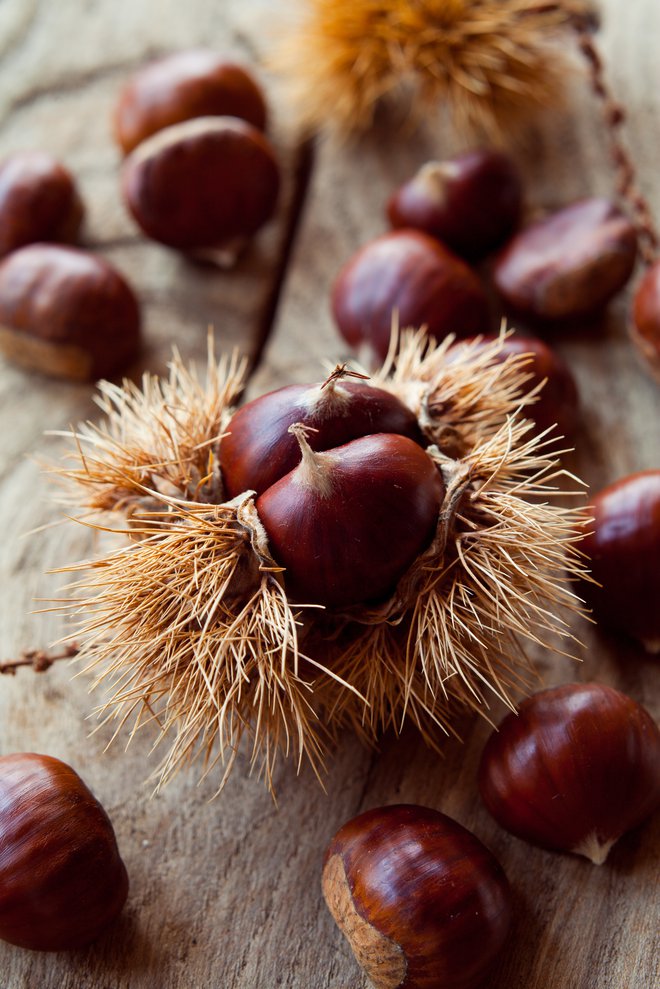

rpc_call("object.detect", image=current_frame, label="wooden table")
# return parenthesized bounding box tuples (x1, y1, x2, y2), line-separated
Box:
(0, 2, 658, 986)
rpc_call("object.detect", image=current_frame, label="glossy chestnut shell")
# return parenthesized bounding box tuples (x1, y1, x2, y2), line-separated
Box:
(0, 752, 128, 951)
(322, 804, 512, 989)
(479, 682, 660, 863)
(121, 116, 280, 254)
(220, 374, 423, 499)
(114, 49, 267, 154)
(493, 198, 638, 320)
(0, 244, 141, 380)
(256, 432, 443, 609)
(631, 258, 660, 375)
(387, 150, 523, 260)
(331, 230, 490, 362)
(579, 470, 660, 651)
(0, 151, 84, 259)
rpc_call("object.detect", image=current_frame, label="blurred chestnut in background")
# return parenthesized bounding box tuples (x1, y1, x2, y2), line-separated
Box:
(0, 151, 83, 259)
(121, 117, 280, 264)
(580, 470, 660, 652)
(493, 198, 637, 320)
(113, 49, 267, 155)
(388, 150, 523, 260)
(631, 259, 660, 376)
(0, 752, 128, 951)
(322, 804, 512, 989)
(479, 683, 660, 864)
(0, 244, 141, 381)
(331, 230, 490, 363)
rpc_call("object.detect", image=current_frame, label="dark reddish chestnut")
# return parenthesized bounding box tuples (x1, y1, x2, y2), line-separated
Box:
(322, 804, 512, 989)
(331, 230, 490, 362)
(453, 334, 579, 438)
(631, 259, 660, 375)
(0, 151, 84, 258)
(387, 150, 523, 259)
(121, 116, 280, 260)
(220, 367, 422, 498)
(0, 244, 141, 380)
(113, 49, 267, 155)
(256, 427, 443, 608)
(479, 683, 660, 864)
(0, 752, 128, 950)
(493, 198, 638, 320)
(580, 470, 660, 652)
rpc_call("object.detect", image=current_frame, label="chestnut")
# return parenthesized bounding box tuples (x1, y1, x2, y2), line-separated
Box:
(322, 804, 512, 989)
(492, 198, 638, 320)
(0, 244, 141, 381)
(113, 49, 267, 155)
(631, 258, 660, 375)
(387, 150, 523, 260)
(579, 470, 660, 652)
(452, 333, 579, 438)
(0, 752, 128, 950)
(0, 151, 84, 258)
(256, 427, 443, 609)
(332, 230, 491, 362)
(121, 116, 280, 261)
(479, 683, 660, 864)
(220, 366, 422, 498)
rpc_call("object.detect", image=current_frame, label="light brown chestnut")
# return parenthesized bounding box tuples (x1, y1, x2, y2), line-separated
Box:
(121, 116, 280, 262)
(453, 333, 579, 438)
(387, 150, 523, 260)
(0, 151, 83, 259)
(631, 259, 660, 375)
(579, 470, 660, 652)
(0, 752, 128, 951)
(322, 804, 512, 989)
(479, 683, 660, 864)
(493, 198, 638, 320)
(113, 49, 267, 155)
(220, 367, 423, 499)
(0, 244, 141, 381)
(256, 427, 443, 609)
(331, 230, 491, 362)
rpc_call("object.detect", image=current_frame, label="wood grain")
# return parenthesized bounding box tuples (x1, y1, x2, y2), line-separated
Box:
(0, 2, 659, 988)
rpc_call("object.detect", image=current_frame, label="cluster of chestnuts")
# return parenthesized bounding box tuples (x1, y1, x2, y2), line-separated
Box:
(324, 682, 660, 989)
(0, 50, 278, 382)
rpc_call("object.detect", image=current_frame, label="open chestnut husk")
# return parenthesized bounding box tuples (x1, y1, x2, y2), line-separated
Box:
(579, 470, 660, 652)
(50, 332, 589, 790)
(0, 752, 128, 950)
(113, 49, 267, 155)
(322, 805, 512, 989)
(0, 151, 84, 258)
(479, 683, 660, 864)
(387, 149, 523, 260)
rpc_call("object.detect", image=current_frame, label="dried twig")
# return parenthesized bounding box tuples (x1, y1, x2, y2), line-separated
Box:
(0, 644, 79, 676)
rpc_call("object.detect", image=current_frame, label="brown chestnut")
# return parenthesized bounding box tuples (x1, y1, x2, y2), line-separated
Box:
(493, 198, 638, 320)
(453, 333, 579, 438)
(0, 151, 83, 258)
(387, 150, 523, 260)
(121, 116, 280, 261)
(220, 367, 422, 499)
(479, 683, 660, 864)
(631, 259, 660, 375)
(0, 244, 141, 381)
(332, 230, 491, 362)
(579, 470, 660, 652)
(322, 804, 512, 989)
(113, 49, 267, 155)
(256, 426, 443, 609)
(0, 752, 128, 951)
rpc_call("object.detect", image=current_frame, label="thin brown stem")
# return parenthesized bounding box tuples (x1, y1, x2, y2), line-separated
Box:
(0, 644, 79, 676)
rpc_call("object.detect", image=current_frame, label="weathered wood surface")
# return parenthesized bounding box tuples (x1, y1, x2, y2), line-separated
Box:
(0, 2, 658, 988)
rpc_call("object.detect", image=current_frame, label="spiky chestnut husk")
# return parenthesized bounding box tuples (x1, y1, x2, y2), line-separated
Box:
(49, 331, 589, 793)
(272, 0, 597, 140)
